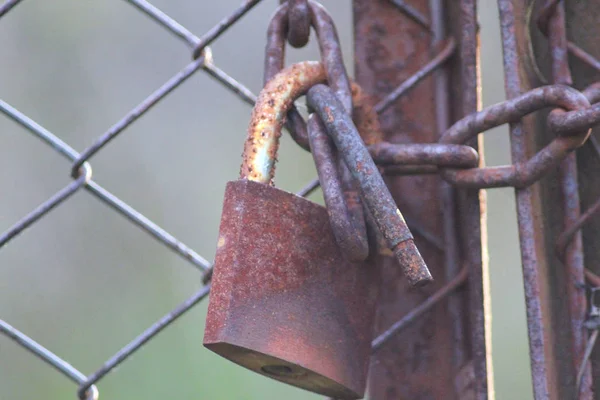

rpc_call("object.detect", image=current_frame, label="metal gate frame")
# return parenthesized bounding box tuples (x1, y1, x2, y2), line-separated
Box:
(497, 1, 600, 398)
(354, 1, 491, 398)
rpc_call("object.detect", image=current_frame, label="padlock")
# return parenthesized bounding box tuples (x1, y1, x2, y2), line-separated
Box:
(265, 1, 372, 263)
(203, 61, 380, 399)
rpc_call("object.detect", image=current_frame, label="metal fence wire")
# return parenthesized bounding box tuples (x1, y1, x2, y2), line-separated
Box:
(0, 1, 264, 398)
(2, 0, 600, 399)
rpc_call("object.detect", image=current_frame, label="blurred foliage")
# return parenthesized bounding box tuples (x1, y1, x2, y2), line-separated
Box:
(0, 1, 532, 399)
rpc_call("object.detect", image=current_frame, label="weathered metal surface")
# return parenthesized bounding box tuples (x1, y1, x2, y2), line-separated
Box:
(369, 143, 479, 168)
(439, 85, 591, 188)
(240, 55, 432, 286)
(543, 2, 590, 397)
(307, 114, 370, 261)
(307, 84, 432, 287)
(556, 194, 600, 261)
(447, 1, 492, 397)
(497, 0, 593, 398)
(265, 0, 354, 151)
(209, 58, 381, 398)
(351, 81, 385, 146)
(354, 0, 490, 398)
(374, 38, 457, 114)
(563, 1, 600, 397)
(206, 52, 432, 397)
(265, 2, 370, 264)
(305, 80, 388, 262)
(240, 61, 326, 184)
(498, 1, 563, 397)
(204, 180, 379, 399)
(286, 0, 310, 48)
(371, 266, 469, 352)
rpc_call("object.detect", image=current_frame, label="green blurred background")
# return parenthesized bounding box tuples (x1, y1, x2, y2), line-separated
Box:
(0, 1, 532, 399)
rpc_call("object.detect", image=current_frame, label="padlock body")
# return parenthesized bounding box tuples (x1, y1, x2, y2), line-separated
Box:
(204, 180, 380, 399)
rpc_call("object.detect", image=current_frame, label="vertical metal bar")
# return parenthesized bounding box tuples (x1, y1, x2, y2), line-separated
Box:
(497, 0, 593, 398)
(497, 1, 560, 397)
(448, 1, 494, 398)
(563, 1, 600, 397)
(353, 0, 490, 398)
(431, 2, 476, 394)
(545, 1, 591, 397)
(431, 0, 466, 377)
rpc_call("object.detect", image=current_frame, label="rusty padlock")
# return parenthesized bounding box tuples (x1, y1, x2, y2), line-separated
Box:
(203, 61, 380, 399)
(265, 1, 372, 263)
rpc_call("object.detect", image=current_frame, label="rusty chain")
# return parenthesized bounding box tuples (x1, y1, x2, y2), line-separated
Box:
(2, 0, 600, 398)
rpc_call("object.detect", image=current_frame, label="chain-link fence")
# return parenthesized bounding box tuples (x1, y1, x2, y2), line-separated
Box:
(0, 1, 307, 398)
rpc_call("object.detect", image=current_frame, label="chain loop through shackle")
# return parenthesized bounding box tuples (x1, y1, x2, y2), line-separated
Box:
(265, 1, 372, 262)
(241, 61, 432, 286)
(265, 0, 353, 148)
(306, 83, 433, 286)
(307, 84, 389, 259)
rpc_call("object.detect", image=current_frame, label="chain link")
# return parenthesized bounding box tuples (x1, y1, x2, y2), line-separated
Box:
(439, 84, 597, 188)
(286, 0, 311, 48)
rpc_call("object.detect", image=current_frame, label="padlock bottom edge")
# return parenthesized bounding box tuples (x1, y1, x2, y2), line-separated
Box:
(203, 340, 364, 400)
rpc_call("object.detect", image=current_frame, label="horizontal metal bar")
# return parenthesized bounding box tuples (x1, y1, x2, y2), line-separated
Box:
(369, 142, 479, 167)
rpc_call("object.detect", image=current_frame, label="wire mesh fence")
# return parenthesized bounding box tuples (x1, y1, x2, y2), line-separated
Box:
(0, 1, 278, 398)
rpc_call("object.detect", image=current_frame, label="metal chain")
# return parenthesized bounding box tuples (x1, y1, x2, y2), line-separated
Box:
(265, 1, 373, 263)
(0, 1, 270, 398)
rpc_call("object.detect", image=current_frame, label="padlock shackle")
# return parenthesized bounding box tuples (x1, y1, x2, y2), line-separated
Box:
(240, 61, 326, 184)
(240, 61, 373, 264)
(307, 84, 433, 287)
(265, 2, 373, 263)
(265, 1, 352, 150)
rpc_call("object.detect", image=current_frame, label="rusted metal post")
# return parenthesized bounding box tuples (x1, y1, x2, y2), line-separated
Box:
(564, 2, 600, 397)
(497, 2, 562, 395)
(353, 1, 492, 398)
(497, 0, 600, 398)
